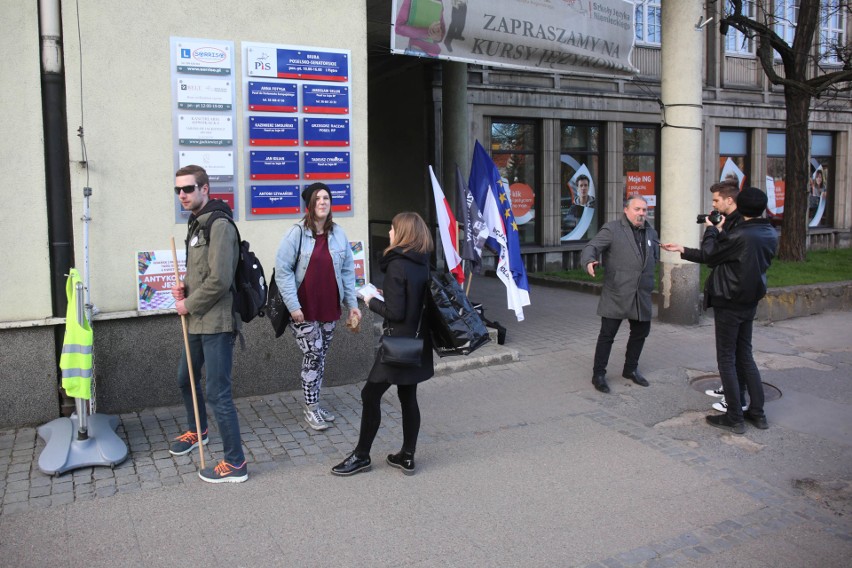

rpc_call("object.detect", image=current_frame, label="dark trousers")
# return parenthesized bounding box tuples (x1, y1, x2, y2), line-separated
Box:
(592, 317, 651, 376)
(177, 332, 245, 465)
(714, 306, 764, 423)
(355, 382, 420, 457)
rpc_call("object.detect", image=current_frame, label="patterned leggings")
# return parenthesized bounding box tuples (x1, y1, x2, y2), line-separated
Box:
(289, 320, 336, 406)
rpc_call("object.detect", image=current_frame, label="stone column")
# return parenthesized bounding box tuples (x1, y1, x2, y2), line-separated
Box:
(658, 1, 705, 324)
(442, 61, 469, 206)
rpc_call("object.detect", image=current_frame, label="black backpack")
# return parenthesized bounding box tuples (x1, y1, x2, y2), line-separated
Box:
(201, 211, 268, 323)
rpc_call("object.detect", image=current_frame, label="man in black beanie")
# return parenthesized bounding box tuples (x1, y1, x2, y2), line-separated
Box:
(662, 187, 778, 434)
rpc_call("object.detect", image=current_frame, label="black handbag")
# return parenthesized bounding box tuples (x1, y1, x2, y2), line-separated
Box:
(379, 303, 425, 368)
(266, 225, 303, 338)
(265, 270, 289, 338)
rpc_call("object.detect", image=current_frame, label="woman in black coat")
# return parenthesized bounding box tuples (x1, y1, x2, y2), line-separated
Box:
(332, 212, 434, 476)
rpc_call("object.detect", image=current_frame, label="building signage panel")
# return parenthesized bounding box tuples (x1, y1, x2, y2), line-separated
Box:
(177, 77, 233, 110)
(302, 85, 349, 114)
(249, 151, 300, 180)
(303, 118, 349, 146)
(249, 117, 299, 146)
(248, 81, 298, 112)
(251, 184, 302, 214)
(178, 114, 233, 146)
(247, 46, 349, 82)
(303, 152, 351, 180)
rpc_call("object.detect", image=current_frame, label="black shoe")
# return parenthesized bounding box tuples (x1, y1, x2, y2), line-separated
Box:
(386, 451, 416, 475)
(331, 452, 371, 476)
(744, 411, 769, 430)
(622, 370, 649, 387)
(706, 414, 745, 435)
(592, 374, 610, 393)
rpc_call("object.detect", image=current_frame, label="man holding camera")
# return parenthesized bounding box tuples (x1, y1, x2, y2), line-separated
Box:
(688, 180, 747, 413)
(662, 187, 778, 434)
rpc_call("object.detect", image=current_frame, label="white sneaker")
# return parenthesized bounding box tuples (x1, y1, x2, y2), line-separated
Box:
(712, 398, 748, 413)
(303, 406, 329, 431)
(317, 407, 335, 422)
(705, 386, 725, 398)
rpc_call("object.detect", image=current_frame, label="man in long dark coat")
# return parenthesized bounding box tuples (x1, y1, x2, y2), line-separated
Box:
(580, 196, 659, 394)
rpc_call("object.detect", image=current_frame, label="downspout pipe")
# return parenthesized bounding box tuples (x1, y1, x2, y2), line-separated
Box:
(39, 0, 75, 318)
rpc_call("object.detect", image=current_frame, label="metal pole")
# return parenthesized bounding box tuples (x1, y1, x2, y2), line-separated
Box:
(74, 282, 89, 439)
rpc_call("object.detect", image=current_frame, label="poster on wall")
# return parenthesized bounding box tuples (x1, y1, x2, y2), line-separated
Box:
(351, 241, 366, 288)
(137, 250, 186, 312)
(171, 37, 238, 223)
(243, 42, 354, 220)
(720, 157, 746, 189)
(561, 163, 597, 241)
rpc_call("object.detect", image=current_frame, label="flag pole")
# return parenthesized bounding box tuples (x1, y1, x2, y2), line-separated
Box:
(170, 237, 205, 469)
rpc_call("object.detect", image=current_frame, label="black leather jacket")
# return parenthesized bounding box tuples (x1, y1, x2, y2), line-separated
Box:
(690, 218, 778, 310)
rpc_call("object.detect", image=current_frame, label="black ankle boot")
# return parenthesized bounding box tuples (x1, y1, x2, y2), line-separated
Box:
(386, 451, 415, 475)
(331, 452, 371, 476)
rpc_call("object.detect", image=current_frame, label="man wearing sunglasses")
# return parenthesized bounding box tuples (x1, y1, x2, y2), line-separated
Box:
(170, 165, 247, 483)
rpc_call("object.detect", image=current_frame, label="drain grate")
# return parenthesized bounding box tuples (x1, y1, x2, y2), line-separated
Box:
(689, 374, 782, 402)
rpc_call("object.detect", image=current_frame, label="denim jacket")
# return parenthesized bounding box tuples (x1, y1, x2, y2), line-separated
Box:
(274, 221, 357, 315)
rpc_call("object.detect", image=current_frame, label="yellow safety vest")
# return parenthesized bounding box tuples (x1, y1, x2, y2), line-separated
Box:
(59, 269, 93, 400)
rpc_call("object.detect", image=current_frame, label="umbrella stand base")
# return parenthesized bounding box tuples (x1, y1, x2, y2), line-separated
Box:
(37, 412, 128, 476)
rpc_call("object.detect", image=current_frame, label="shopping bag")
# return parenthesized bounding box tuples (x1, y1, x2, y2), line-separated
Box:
(426, 272, 490, 357)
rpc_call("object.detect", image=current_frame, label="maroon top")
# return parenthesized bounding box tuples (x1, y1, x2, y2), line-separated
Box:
(297, 232, 341, 322)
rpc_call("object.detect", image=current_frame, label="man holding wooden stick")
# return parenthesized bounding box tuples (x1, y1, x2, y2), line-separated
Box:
(170, 165, 248, 483)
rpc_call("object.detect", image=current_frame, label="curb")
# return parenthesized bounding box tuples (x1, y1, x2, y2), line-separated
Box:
(527, 274, 852, 322)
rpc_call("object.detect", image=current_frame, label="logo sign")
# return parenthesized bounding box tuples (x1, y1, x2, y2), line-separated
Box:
(176, 40, 232, 75)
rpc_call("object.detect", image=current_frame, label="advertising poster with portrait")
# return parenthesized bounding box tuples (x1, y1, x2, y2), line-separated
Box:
(560, 160, 597, 241)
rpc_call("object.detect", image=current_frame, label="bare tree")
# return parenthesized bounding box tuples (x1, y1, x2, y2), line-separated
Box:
(720, 0, 852, 261)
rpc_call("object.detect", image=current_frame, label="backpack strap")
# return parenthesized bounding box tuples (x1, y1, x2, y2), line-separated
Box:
(193, 210, 247, 348)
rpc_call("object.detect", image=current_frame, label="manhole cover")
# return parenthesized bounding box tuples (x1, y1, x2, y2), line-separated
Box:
(689, 375, 782, 402)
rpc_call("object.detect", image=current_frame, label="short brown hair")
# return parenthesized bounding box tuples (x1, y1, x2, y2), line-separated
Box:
(385, 212, 434, 255)
(175, 164, 209, 188)
(710, 179, 739, 200)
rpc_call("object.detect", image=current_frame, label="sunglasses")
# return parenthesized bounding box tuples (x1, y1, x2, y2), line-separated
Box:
(174, 184, 199, 195)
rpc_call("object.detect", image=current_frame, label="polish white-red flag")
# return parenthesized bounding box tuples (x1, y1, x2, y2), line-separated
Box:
(429, 165, 464, 285)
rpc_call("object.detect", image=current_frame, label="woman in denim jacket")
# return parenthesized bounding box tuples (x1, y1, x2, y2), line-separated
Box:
(275, 182, 361, 431)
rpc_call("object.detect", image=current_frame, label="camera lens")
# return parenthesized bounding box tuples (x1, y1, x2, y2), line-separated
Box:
(696, 214, 707, 224)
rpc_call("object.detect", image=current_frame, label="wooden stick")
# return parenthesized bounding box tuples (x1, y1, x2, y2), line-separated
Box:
(171, 237, 205, 469)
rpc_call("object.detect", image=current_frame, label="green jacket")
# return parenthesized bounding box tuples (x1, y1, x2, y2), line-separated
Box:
(184, 201, 240, 334)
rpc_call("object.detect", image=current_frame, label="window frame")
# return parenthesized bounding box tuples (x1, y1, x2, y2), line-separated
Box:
(635, 0, 662, 46)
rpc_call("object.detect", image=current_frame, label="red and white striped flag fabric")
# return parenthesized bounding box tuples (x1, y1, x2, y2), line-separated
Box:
(429, 165, 464, 285)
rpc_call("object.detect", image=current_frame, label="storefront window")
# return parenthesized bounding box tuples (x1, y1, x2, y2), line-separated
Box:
(560, 123, 602, 241)
(491, 120, 538, 244)
(809, 132, 833, 228)
(623, 125, 659, 230)
(719, 129, 749, 189)
(766, 130, 785, 225)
